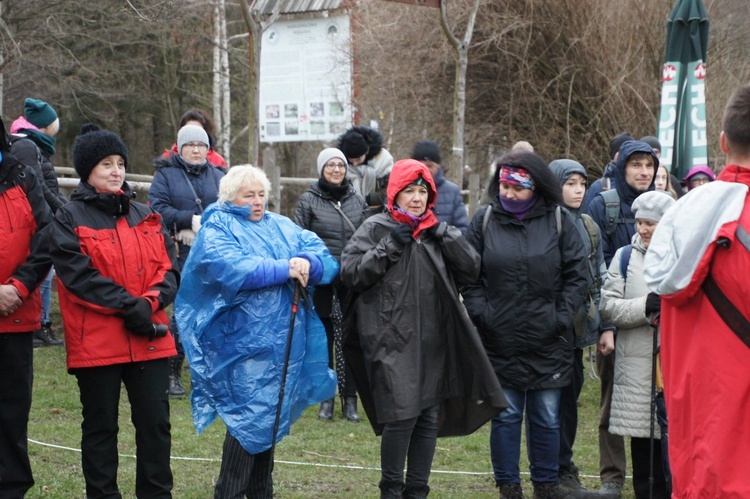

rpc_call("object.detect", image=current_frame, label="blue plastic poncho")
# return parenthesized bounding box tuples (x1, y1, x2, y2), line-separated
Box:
(175, 201, 338, 454)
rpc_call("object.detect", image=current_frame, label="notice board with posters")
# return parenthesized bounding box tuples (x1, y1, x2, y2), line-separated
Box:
(259, 15, 353, 143)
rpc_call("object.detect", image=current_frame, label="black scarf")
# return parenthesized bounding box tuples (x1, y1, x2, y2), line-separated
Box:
(318, 177, 350, 200)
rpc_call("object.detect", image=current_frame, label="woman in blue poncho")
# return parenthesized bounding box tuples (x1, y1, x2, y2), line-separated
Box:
(175, 165, 338, 498)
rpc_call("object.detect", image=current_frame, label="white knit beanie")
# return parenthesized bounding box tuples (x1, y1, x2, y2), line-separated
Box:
(177, 124, 209, 151)
(316, 148, 347, 176)
(632, 191, 675, 222)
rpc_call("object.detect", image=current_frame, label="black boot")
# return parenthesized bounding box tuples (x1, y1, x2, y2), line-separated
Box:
(318, 398, 334, 420)
(379, 480, 404, 499)
(168, 358, 186, 399)
(343, 396, 360, 422)
(34, 322, 63, 347)
(404, 484, 429, 498)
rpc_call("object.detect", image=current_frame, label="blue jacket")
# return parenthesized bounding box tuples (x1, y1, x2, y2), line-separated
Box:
(432, 169, 469, 235)
(585, 141, 657, 265)
(175, 202, 338, 454)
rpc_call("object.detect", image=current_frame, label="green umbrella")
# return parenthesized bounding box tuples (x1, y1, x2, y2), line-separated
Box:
(656, 0, 709, 182)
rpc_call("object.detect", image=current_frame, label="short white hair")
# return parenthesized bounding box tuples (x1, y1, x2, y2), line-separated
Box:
(218, 164, 272, 204)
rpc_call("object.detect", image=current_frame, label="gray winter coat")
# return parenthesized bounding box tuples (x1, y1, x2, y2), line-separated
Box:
(600, 235, 660, 439)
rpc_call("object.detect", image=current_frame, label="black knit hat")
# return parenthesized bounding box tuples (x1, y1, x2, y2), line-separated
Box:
(73, 124, 129, 181)
(609, 133, 634, 159)
(339, 130, 369, 160)
(411, 140, 441, 164)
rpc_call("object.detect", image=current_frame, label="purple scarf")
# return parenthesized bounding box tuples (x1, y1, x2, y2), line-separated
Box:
(499, 193, 538, 220)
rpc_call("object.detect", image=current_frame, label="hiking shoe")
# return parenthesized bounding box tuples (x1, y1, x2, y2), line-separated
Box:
(595, 481, 622, 498)
(498, 482, 524, 499)
(559, 465, 589, 495)
(33, 325, 63, 346)
(533, 483, 575, 499)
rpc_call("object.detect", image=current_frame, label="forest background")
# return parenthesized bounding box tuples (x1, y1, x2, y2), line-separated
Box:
(1, 0, 748, 214)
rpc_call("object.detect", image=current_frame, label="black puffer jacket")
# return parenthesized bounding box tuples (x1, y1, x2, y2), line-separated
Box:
(462, 197, 588, 391)
(294, 181, 366, 260)
(10, 135, 67, 212)
(294, 180, 366, 317)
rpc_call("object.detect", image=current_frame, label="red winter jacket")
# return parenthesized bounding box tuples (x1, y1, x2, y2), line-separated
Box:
(658, 165, 750, 498)
(0, 156, 52, 332)
(50, 181, 179, 370)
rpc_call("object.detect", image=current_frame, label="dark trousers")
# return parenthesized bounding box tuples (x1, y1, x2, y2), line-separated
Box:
(559, 347, 584, 470)
(214, 432, 273, 499)
(320, 317, 355, 398)
(380, 404, 439, 495)
(75, 359, 172, 499)
(631, 437, 668, 499)
(0, 333, 34, 498)
(655, 394, 672, 495)
(597, 348, 627, 484)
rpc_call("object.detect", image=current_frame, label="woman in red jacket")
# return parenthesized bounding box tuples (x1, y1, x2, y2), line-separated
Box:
(50, 124, 179, 498)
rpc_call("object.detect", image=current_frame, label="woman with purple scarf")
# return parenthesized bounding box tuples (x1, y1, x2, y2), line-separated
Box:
(462, 152, 588, 499)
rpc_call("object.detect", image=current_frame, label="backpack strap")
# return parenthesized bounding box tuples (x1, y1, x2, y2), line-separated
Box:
(702, 272, 750, 349)
(482, 204, 492, 235)
(619, 244, 633, 282)
(581, 214, 599, 260)
(599, 189, 636, 239)
(555, 205, 561, 236)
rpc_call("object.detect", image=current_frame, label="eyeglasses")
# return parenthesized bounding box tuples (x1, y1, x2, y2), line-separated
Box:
(324, 162, 346, 171)
(184, 142, 208, 150)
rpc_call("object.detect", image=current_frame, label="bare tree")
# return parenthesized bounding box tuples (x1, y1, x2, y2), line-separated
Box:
(238, 0, 281, 166)
(439, 0, 481, 190)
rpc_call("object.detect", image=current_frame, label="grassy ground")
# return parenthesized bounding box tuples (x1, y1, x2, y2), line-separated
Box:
(27, 306, 636, 498)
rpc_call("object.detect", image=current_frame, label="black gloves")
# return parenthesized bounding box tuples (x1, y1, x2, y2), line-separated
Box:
(645, 292, 661, 316)
(123, 298, 155, 337)
(424, 222, 447, 242)
(390, 224, 413, 247)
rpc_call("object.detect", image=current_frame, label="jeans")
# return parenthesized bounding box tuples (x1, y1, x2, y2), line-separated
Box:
(559, 347, 584, 470)
(40, 268, 53, 325)
(491, 387, 562, 485)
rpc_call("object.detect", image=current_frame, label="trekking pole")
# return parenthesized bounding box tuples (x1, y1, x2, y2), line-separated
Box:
(272, 281, 306, 449)
(265, 281, 307, 494)
(648, 312, 661, 499)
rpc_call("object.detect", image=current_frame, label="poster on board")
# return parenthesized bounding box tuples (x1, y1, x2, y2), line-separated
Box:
(259, 15, 353, 143)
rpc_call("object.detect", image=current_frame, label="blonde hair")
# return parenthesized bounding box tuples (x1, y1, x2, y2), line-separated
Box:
(218, 164, 272, 204)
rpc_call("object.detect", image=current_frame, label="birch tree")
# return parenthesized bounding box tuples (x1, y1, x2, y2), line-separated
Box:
(439, 0, 481, 190)
(213, 0, 231, 164)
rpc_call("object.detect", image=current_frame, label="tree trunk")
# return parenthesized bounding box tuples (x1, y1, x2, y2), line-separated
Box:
(213, 0, 231, 164)
(440, 0, 481, 191)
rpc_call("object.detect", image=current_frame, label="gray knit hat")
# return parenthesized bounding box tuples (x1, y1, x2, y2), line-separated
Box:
(177, 124, 209, 151)
(316, 148, 347, 176)
(632, 191, 675, 222)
